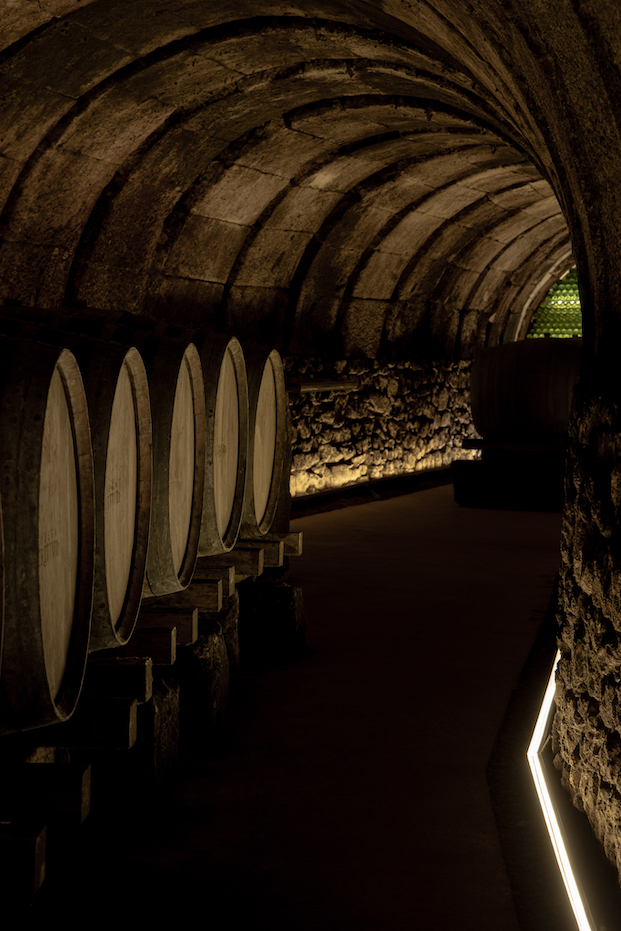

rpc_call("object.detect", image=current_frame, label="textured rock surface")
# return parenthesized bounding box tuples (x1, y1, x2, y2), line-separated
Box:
(175, 618, 230, 740)
(286, 356, 479, 496)
(205, 592, 241, 688)
(135, 676, 181, 799)
(553, 387, 621, 880)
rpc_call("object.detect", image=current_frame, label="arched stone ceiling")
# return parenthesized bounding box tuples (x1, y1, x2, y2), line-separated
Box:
(1, 0, 606, 361)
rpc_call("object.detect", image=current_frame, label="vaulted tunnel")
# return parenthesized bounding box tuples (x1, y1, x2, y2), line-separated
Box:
(0, 4, 573, 359)
(4, 1, 621, 925)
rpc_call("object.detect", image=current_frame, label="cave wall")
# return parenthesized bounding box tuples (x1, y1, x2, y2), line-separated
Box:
(553, 388, 621, 878)
(286, 356, 478, 496)
(490, 0, 621, 888)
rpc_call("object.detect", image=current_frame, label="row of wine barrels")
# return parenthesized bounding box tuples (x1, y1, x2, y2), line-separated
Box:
(57, 309, 290, 552)
(470, 337, 582, 443)
(0, 308, 209, 597)
(0, 308, 291, 732)
(7, 307, 244, 559)
(12, 307, 291, 542)
(69, 312, 290, 549)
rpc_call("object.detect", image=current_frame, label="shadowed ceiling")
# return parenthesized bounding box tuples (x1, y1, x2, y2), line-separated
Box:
(1, 1, 611, 361)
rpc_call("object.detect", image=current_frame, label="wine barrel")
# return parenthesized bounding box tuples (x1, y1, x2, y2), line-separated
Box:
(0, 314, 152, 649)
(0, 308, 207, 597)
(143, 340, 206, 595)
(198, 335, 249, 556)
(470, 338, 582, 443)
(0, 340, 95, 731)
(84, 345, 151, 646)
(241, 348, 289, 539)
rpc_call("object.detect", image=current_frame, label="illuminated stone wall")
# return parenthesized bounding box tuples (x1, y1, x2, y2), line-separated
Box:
(553, 387, 621, 880)
(286, 357, 479, 497)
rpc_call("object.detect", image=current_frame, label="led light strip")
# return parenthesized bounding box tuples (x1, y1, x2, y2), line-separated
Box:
(526, 649, 594, 931)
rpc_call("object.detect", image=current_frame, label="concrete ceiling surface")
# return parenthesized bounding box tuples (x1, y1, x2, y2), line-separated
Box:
(1, 1, 618, 362)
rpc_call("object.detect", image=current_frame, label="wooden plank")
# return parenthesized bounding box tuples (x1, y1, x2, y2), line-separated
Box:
(236, 539, 284, 567)
(138, 609, 198, 645)
(283, 531, 303, 557)
(239, 531, 303, 557)
(204, 547, 264, 578)
(113, 627, 177, 666)
(0, 823, 47, 899)
(286, 377, 359, 394)
(83, 656, 153, 702)
(143, 580, 222, 614)
(192, 560, 236, 596)
(33, 698, 138, 750)
(0, 763, 91, 825)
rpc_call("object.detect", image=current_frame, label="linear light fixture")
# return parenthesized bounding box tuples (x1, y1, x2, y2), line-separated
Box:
(526, 649, 595, 931)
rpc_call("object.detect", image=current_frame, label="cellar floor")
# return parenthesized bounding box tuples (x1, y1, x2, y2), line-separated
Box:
(32, 482, 574, 930)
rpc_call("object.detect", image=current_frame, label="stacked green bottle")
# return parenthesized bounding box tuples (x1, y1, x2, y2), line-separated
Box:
(527, 268, 582, 339)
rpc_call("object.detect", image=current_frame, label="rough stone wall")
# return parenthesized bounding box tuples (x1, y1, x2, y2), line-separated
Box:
(285, 357, 479, 497)
(553, 386, 621, 879)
